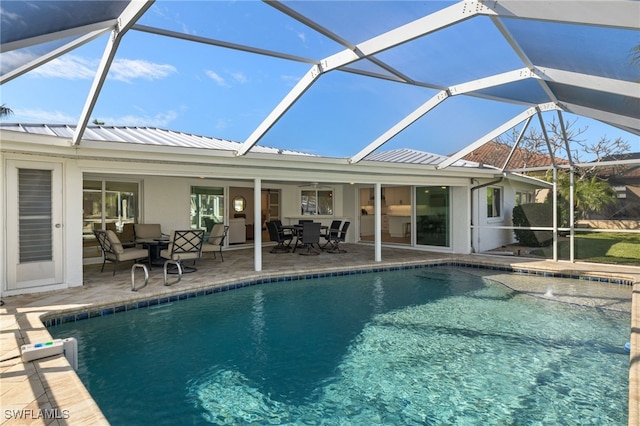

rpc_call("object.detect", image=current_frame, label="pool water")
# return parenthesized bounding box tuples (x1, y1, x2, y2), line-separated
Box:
(49, 267, 630, 425)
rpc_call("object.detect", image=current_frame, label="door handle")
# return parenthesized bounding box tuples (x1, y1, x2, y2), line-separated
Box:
(55, 223, 62, 228)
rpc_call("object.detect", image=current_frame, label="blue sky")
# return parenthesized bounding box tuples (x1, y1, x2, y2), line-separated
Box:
(1, 1, 638, 159)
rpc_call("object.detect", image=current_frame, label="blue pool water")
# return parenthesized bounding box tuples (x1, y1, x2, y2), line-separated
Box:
(48, 267, 630, 424)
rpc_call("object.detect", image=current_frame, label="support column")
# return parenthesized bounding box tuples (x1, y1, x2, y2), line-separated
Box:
(254, 178, 262, 272)
(374, 183, 382, 262)
(552, 168, 558, 262)
(569, 166, 575, 262)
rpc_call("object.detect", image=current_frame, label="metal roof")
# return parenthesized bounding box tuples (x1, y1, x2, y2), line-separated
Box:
(1, 1, 638, 169)
(1, 123, 490, 170)
(0, 123, 314, 156)
(364, 148, 482, 168)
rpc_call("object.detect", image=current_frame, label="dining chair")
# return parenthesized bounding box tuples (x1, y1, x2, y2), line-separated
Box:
(266, 221, 292, 253)
(322, 220, 342, 249)
(298, 222, 321, 255)
(326, 221, 350, 253)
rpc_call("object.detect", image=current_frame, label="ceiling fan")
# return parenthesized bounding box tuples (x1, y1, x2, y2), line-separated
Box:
(298, 182, 332, 189)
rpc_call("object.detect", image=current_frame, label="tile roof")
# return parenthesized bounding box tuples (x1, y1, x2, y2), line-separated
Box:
(459, 141, 569, 169)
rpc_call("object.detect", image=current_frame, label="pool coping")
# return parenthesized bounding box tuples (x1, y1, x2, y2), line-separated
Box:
(41, 260, 635, 326)
(2, 256, 639, 425)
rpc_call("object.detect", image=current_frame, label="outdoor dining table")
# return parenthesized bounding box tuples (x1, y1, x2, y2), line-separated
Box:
(140, 237, 170, 266)
(284, 223, 328, 252)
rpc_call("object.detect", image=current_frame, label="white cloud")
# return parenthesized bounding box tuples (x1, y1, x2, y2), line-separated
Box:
(8, 107, 179, 128)
(31, 55, 96, 80)
(214, 117, 230, 130)
(0, 50, 39, 75)
(0, 6, 23, 23)
(106, 110, 179, 128)
(12, 108, 77, 123)
(206, 70, 229, 87)
(297, 31, 306, 45)
(281, 74, 300, 86)
(27, 55, 176, 82)
(231, 72, 247, 84)
(109, 59, 177, 83)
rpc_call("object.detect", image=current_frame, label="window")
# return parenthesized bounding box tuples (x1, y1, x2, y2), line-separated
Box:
(83, 179, 139, 258)
(515, 191, 533, 205)
(415, 186, 450, 247)
(487, 187, 502, 218)
(301, 190, 333, 215)
(191, 186, 224, 231)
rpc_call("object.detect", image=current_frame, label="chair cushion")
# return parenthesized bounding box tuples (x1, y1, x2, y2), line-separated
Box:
(135, 224, 162, 240)
(106, 230, 124, 254)
(119, 223, 136, 243)
(201, 243, 218, 253)
(208, 224, 225, 244)
(119, 248, 149, 261)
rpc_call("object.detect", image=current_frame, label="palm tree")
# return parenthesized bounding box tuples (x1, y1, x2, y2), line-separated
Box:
(548, 169, 617, 224)
(0, 104, 13, 118)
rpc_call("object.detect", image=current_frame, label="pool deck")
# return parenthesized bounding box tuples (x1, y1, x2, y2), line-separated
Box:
(2, 244, 639, 425)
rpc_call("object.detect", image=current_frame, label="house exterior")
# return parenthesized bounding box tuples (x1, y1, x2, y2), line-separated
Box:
(1, 124, 547, 296)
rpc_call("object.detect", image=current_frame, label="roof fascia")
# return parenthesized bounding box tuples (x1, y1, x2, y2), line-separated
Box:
(236, 1, 484, 156)
(0, 28, 111, 84)
(72, 1, 155, 146)
(481, 0, 639, 30)
(0, 19, 115, 53)
(437, 102, 559, 170)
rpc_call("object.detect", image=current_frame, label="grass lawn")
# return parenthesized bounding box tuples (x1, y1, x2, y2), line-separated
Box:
(530, 232, 640, 265)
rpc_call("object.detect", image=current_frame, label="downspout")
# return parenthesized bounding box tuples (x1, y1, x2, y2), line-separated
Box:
(470, 176, 504, 253)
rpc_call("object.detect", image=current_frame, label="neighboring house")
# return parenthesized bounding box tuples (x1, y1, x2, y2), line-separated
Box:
(0, 124, 547, 296)
(460, 141, 640, 221)
(596, 153, 640, 220)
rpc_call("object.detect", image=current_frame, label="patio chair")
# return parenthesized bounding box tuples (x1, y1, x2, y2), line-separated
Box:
(160, 229, 204, 273)
(322, 220, 342, 249)
(326, 221, 350, 253)
(134, 223, 166, 243)
(201, 224, 229, 261)
(298, 222, 321, 256)
(94, 229, 149, 276)
(266, 221, 292, 253)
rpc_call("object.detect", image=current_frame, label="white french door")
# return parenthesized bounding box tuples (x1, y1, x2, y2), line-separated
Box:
(6, 160, 63, 290)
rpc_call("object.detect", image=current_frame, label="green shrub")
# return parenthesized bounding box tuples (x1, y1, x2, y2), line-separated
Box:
(512, 203, 554, 246)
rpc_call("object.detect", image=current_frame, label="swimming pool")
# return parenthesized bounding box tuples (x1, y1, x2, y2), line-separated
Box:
(48, 266, 630, 424)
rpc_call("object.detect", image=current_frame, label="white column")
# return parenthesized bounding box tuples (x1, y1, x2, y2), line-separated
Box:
(374, 183, 382, 262)
(254, 178, 262, 272)
(552, 168, 558, 262)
